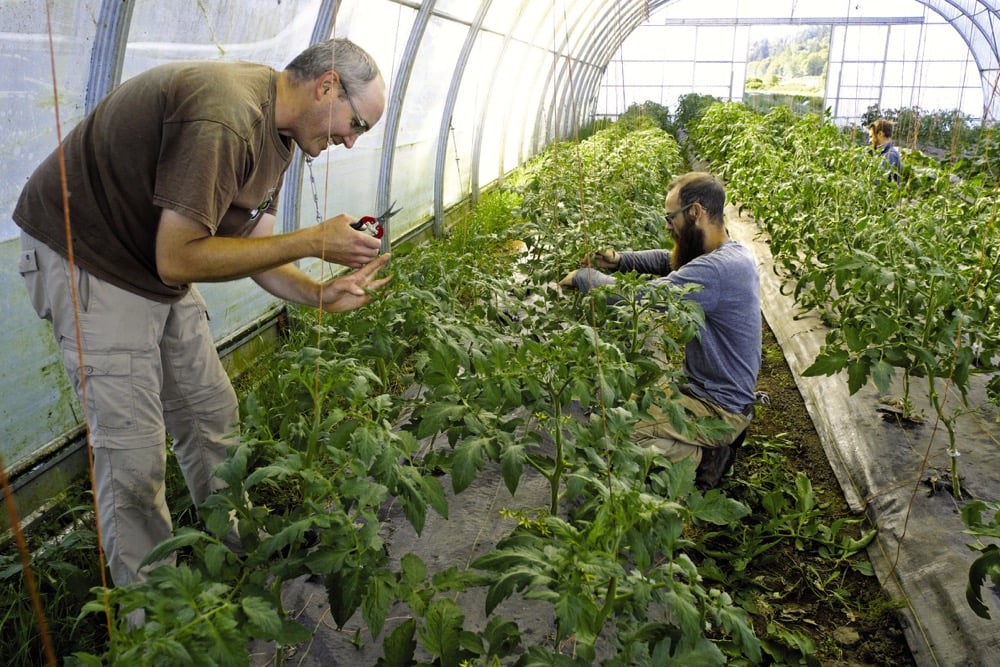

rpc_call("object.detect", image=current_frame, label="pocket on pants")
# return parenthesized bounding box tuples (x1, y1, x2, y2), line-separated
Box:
(18, 247, 39, 275)
(61, 347, 137, 432)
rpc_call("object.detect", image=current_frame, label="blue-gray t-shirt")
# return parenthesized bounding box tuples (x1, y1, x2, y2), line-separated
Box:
(571, 241, 761, 413)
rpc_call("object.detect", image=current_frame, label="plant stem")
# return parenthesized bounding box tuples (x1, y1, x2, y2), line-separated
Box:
(549, 400, 565, 515)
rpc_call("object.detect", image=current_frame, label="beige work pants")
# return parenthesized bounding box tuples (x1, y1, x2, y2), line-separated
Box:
(634, 390, 752, 465)
(19, 232, 239, 587)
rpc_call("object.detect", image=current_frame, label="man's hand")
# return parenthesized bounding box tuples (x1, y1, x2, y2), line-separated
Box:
(591, 248, 620, 270)
(558, 269, 578, 288)
(560, 248, 619, 288)
(319, 253, 393, 312)
(313, 214, 383, 268)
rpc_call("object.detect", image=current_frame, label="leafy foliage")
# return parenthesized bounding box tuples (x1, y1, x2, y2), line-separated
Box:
(961, 500, 1000, 619)
(12, 117, 899, 665)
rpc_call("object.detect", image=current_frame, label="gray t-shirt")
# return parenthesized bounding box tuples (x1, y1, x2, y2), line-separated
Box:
(571, 241, 761, 413)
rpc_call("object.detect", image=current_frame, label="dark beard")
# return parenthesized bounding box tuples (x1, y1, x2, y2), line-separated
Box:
(670, 223, 707, 270)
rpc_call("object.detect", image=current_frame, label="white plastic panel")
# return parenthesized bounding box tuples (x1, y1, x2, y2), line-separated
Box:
(481, 0, 524, 34)
(432, 0, 481, 24)
(1, 1, 104, 470)
(124, 0, 324, 76)
(443, 31, 505, 208)
(390, 14, 469, 236)
(0, 2, 103, 241)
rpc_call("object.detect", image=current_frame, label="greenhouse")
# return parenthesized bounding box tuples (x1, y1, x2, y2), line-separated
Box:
(2, 0, 999, 665)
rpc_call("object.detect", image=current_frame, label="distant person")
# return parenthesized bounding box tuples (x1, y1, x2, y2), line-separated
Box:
(558, 172, 761, 489)
(15, 38, 391, 592)
(868, 118, 901, 182)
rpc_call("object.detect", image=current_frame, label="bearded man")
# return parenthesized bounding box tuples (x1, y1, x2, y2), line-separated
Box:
(558, 172, 761, 489)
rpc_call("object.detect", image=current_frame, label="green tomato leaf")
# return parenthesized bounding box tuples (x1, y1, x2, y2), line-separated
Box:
(376, 618, 417, 667)
(418, 599, 464, 665)
(452, 437, 489, 493)
(241, 595, 283, 639)
(326, 567, 364, 629)
(802, 349, 849, 377)
(847, 357, 870, 394)
(966, 544, 1000, 619)
(870, 359, 895, 394)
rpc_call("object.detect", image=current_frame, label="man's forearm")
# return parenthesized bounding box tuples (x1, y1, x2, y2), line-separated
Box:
(619, 249, 672, 276)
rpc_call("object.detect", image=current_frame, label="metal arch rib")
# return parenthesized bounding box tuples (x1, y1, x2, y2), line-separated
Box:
(85, 0, 134, 112)
(280, 0, 340, 236)
(376, 1, 437, 251)
(431, 0, 494, 236)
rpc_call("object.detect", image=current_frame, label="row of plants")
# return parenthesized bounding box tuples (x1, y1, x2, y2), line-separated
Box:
(859, 104, 982, 160)
(6, 115, 887, 665)
(605, 94, 724, 140)
(687, 101, 1000, 611)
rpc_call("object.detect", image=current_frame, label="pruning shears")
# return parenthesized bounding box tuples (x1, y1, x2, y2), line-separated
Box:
(352, 200, 401, 239)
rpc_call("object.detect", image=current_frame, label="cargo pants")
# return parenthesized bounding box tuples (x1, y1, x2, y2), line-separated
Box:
(19, 232, 239, 587)
(633, 389, 752, 465)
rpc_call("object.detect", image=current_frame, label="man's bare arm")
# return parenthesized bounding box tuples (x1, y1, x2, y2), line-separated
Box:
(155, 208, 381, 286)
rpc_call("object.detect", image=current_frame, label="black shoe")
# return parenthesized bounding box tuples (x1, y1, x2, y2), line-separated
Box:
(695, 445, 736, 490)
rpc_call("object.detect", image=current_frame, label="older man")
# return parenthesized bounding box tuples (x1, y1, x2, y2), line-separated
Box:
(15, 38, 391, 587)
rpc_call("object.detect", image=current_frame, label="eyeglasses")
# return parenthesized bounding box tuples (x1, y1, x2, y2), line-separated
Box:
(340, 82, 371, 135)
(665, 202, 695, 226)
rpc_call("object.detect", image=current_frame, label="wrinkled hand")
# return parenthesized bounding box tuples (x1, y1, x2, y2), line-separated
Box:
(320, 253, 392, 312)
(591, 248, 620, 270)
(316, 214, 383, 268)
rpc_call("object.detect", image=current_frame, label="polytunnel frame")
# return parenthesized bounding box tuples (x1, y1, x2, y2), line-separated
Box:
(440, 0, 1000, 231)
(425, 1, 668, 231)
(550, 4, 613, 143)
(562, 2, 652, 137)
(78, 0, 1000, 249)
(532, 5, 592, 151)
(467, 0, 531, 207)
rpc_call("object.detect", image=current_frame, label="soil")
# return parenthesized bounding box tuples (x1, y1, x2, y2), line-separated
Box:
(740, 323, 916, 666)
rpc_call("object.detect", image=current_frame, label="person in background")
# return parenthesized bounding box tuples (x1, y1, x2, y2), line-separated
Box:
(868, 118, 902, 182)
(558, 172, 761, 489)
(14, 38, 391, 590)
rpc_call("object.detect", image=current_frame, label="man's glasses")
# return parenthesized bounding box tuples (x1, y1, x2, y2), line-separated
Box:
(665, 202, 695, 226)
(340, 82, 370, 135)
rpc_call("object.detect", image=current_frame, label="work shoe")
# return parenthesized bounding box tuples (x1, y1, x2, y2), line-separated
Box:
(695, 445, 736, 490)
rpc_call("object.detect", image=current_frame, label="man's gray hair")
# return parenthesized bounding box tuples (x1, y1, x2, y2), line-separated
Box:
(285, 38, 381, 92)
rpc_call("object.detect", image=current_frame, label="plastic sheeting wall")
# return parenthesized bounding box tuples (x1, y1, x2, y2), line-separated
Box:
(2, 0, 1000, 483)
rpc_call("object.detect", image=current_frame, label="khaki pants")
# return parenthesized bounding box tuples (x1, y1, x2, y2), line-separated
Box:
(19, 232, 239, 587)
(634, 390, 752, 465)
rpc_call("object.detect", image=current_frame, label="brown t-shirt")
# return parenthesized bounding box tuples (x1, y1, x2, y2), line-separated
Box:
(14, 61, 293, 302)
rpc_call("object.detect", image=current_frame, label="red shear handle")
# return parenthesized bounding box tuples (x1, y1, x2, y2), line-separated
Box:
(351, 216, 384, 239)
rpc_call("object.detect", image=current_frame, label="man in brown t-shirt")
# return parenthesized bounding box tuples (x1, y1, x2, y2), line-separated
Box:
(14, 38, 391, 593)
